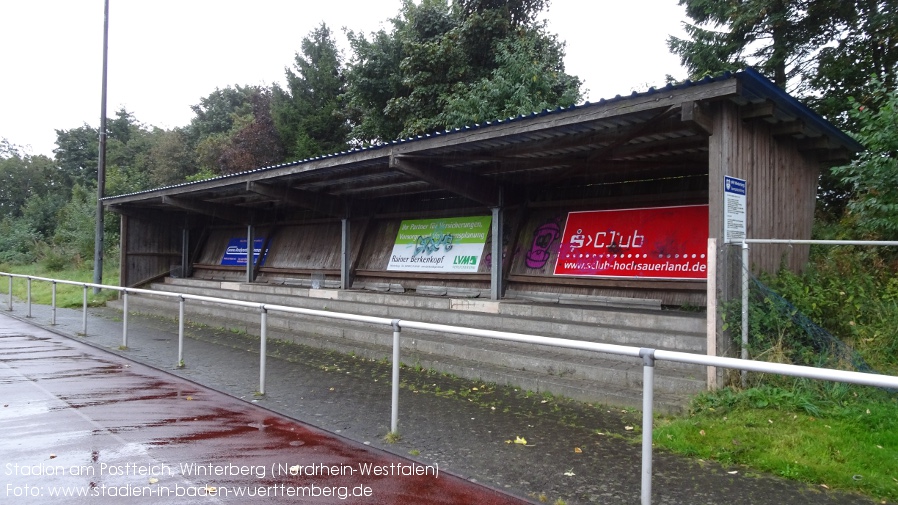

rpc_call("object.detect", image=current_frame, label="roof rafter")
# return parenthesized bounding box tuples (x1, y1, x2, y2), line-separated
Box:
(389, 154, 502, 207)
(245, 181, 348, 218)
(161, 196, 253, 225)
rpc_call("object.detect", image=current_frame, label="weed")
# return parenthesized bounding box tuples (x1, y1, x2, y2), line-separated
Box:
(408, 449, 420, 456)
(384, 431, 401, 444)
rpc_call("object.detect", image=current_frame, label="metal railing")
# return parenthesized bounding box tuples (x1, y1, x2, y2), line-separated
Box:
(4, 271, 898, 505)
(739, 239, 898, 386)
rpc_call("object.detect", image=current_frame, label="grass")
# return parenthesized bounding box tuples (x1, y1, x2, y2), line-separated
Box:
(654, 383, 898, 501)
(0, 263, 121, 308)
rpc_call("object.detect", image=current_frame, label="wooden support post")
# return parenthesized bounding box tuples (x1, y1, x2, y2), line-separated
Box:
(246, 224, 254, 283)
(341, 218, 351, 290)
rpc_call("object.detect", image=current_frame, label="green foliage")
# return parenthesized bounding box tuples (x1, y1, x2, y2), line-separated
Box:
(833, 83, 898, 240)
(735, 239, 898, 381)
(669, 0, 852, 90)
(52, 184, 115, 263)
(438, 33, 581, 128)
(655, 385, 898, 501)
(190, 85, 284, 174)
(2, 262, 121, 308)
(0, 217, 39, 264)
(345, 0, 581, 142)
(808, 0, 898, 130)
(272, 23, 348, 160)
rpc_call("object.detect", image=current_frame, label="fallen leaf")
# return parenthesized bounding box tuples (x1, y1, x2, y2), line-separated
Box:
(505, 440, 512, 444)
(821, 484, 829, 489)
(727, 471, 738, 475)
(877, 445, 883, 449)
(700, 430, 706, 436)
(768, 419, 773, 424)
(574, 447, 582, 453)
(491, 406, 496, 410)
(866, 409, 871, 414)
(49, 454, 57, 459)
(563, 469, 575, 477)
(186, 396, 193, 401)
(472, 387, 478, 391)
(290, 465, 300, 473)
(148, 478, 159, 484)
(514, 436, 527, 445)
(624, 426, 634, 431)
(541, 400, 548, 404)
(205, 485, 217, 493)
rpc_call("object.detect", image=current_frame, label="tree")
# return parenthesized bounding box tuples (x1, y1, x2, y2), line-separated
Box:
(189, 86, 284, 175)
(668, 0, 852, 90)
(187, 86, 259, 142)
(344, 0, 581, 143)
(809, 0, 898, 128)
(438, 30, 581, 127)
(833, 83, 898, 239)
(218, 89, 284, 174)
(272, 23, 350, 160)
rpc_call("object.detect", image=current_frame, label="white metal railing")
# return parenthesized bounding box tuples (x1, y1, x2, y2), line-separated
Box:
(4, 272, 898, 505)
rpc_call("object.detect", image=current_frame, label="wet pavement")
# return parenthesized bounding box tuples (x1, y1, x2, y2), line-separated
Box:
(1, 300, 890, 505)
(0, 316, 524, 504)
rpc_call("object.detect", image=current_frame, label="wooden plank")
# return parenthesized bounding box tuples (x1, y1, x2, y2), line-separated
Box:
(355, 270, 491, 282)
(507, 274, 706, 291)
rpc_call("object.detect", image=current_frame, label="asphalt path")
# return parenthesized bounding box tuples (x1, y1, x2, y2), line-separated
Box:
(0, 315, 524, 504)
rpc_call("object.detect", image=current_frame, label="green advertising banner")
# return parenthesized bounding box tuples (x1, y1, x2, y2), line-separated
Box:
(387, 216, 492, 272)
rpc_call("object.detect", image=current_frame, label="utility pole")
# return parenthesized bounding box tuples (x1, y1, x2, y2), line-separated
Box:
(93, 0, 109, 294)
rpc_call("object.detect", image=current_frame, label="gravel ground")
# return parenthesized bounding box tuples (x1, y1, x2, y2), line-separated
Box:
(2, 301, 887, 505)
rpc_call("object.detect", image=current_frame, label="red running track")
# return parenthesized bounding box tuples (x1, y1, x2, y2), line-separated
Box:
(0, 314, 528, 504)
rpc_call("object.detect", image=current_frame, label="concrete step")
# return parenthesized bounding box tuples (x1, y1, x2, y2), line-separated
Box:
(110, 279, 709, 411)
(155, 279, 707, 353)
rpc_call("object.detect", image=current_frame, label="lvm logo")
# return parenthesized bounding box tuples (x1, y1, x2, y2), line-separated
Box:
(453, 255, 477, 266)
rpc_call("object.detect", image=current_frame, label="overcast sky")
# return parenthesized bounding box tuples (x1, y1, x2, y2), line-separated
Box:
(1, 0, 689, 157)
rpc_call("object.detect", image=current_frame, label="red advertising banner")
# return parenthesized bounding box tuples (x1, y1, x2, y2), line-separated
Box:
(553, 205, 709, 280)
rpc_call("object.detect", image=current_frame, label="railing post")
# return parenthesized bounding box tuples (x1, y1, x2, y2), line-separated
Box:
(177, 296, 185, 367)
(259, 306, 268, 395)
(26, 277, 32, 318)
(7, 275, 12, 311)
(391, 319, 401, 434)
(121, 290, 129, 348)
(741, 241, 750, 388)
(51, 281, 57, 325)
(81, 284, 88, 335)
(639, 348, 656, 505)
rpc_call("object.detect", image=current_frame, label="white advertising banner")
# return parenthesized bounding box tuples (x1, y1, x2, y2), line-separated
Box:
(386, 216, 492, 272)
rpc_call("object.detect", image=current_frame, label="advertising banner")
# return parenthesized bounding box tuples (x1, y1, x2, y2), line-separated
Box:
(387, 216, 492, 272)
(220, 237, 270, 266)
(553, 205, 709, 280)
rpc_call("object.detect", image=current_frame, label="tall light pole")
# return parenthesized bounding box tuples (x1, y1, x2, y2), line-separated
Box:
(93, 0, 109, 293)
